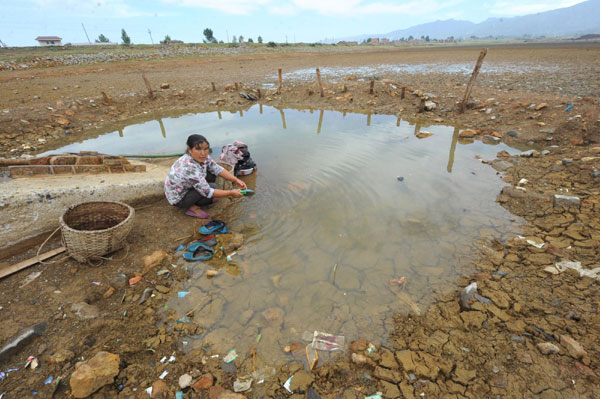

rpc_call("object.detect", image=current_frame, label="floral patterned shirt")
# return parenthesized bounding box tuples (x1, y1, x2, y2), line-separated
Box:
(164, 153, 224, 205)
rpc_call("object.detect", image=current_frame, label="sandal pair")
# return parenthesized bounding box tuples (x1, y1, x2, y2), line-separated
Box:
(198, 220, 228, 235)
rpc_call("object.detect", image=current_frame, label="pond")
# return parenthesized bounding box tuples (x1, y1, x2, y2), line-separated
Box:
(44, 105, 522, 363)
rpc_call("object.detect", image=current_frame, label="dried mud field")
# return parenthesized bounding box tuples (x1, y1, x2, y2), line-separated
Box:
(1, 43, 600, 399)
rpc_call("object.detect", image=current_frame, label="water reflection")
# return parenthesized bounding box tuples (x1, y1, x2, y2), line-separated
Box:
(39, 106, 523, 363)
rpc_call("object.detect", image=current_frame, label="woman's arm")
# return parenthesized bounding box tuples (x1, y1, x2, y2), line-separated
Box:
(218, 168, 247, 190)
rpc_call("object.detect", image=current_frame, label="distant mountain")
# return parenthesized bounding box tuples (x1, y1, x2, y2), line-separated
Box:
(331, 0, 600, 42)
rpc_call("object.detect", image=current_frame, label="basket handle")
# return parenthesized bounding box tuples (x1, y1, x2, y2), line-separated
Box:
(36, 226, 68, 265)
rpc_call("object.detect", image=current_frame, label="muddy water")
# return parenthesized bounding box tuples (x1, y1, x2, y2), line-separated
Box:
(44, 105, 523, 363)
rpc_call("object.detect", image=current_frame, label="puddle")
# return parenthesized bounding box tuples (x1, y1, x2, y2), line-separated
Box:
(43, 105, 523, 362)
(279, 63, 563, 81)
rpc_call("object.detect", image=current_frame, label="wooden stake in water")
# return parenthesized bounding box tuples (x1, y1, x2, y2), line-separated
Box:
(459, 48, 487, 113)
(277, 68, 282, 94)
(257, 88, 261, 99)
(316, 68, 324, 97)
(401, 86, 406, 99)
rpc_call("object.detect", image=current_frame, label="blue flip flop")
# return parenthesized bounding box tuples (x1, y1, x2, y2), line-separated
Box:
(198, 220, 226, 235)
(183, 242, 215, 261)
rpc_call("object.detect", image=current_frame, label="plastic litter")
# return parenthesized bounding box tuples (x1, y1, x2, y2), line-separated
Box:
(177, 291, 189, 298)
(175, 391, 183, 399)
(44, 376, 53, 384)
(177, 317, 191, 324)
(367, 343, 377, 353)
(283, 376, 293, 393)
(176, 244, 186, 252)
(25, 356, 38, 369)
(223, 349, 237, 363)
(311, 331, 345, 351)
(145, 387, 152, 395)
(0, 368, 19, 381)
(159, 371, 168, 379)
(129, 276, 142, 286)
(306, 344, 318, 370)
(365, 393, 383, 399)
(157, 269, 169, 276)
(233, 377, 253, 392)
(565, 104, 574, 112)
(226, 252, 237, 262)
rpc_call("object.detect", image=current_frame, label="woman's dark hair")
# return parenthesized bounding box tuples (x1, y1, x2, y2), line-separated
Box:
(186, 134, 209, 151)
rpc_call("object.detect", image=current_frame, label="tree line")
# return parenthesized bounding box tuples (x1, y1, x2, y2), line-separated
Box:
(96, 28, 267, 46)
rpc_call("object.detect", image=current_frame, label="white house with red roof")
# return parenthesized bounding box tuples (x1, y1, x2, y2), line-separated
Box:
(35, 36, 62, 46)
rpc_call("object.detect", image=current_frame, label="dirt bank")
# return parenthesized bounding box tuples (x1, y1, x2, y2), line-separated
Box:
(1, 44, 599, 398)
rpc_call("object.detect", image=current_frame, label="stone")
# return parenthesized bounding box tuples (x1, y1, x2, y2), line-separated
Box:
(350, 338, 367, 351)
(560, 335, 586, 359)
(218, 391, 247, 399)
(459, 130, 476, 138)
(554, 194, 580, 208)
(160, 83, 170, 89)
(179, 373, 193, 389)
(351, 353, 369, 365)
(69, 351, 120, 398)
(482, 135, 501, 144)
(71, 302, 100, 319)
(492, 160, 513, 172)
(192, 373, 214, 391)
(261, 307, 284, 324)
(142, 250, 168, 271)
(50, 349, 75, 364)
(536, 342, 560, 355)
(520, 150, 537, 157)
(415, 130, 433, 139)
(152, 380, 168, 398)
(288, 370, 314, 392)
(506, 130, 518, 137)
(424, 101, 436, 111)
(535, 103, 548, 110)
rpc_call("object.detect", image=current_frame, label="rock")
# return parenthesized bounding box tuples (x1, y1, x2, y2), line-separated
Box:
(71, 302, 100, 319)
(179, 373, 193, 389)
(49, 349, 75, 364)
(560, 335, 586, 359)
(483, 135, 501, 144)
(424, 101, 436, 111)
(192, 373, 214, 391)
(415, 130, 433, 139)
(350, 338, 367, 351)
(554, 194, 580, 208)
(520, 150, 537, 157)
(142, 250, 168, 271)
(289, 370, 314, 392)
(222, 233, 244, 251)
(160, 83, 170, 89)
(459, 282, 490, 310)
(69, 351, 120, 398)
(261, 307, 284, 324)
(233, 377, 252, 392)
(562, 159, 573, 165)
(540, 129, 555, 134)
(218, 391, 247, 399)
(592, 168, 600, 178)
(351, 353, 369, 365)
(459, 130, 476, 138)
(537, 342, 560, 355)
(491, 160, 513, 172)
(506, 130, 518, 137)
(535, 103, 548, 110)
(152, 380, 168, 398)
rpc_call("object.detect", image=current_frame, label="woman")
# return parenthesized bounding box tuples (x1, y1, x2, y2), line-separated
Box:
(165, 134, 247, 218)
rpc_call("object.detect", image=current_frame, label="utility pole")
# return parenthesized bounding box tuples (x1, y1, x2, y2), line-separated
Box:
(148, 29, 154, 44)
(226, 30, 229, 43)
(81, 23, 91, 44)
(0, 39, 6, 47)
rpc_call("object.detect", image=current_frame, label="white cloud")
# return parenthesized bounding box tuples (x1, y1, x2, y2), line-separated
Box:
(490, 0, 587, 16)
(163, 0, 271, 15)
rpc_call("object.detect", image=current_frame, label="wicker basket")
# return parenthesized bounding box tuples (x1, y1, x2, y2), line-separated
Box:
(60, 201, 135, 263)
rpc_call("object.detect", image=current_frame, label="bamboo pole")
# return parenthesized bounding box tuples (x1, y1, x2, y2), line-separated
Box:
(316, 68, 324, 97)
(459, 48, 487, 113)
(277, 68, 282, 94)
(142, 75, 154, 99)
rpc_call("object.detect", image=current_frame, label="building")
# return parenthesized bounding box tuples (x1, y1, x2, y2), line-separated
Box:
(35, 36, 62, 46)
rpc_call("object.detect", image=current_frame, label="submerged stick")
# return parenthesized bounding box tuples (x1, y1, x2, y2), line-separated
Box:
(459, 48, 487, 113)
(316, 68, 324, 97)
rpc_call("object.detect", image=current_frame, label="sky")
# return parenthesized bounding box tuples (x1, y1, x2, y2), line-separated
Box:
(0, 0, 588, 47)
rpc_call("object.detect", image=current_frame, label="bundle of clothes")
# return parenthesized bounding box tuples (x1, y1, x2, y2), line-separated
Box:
(219, 141, 257, 176)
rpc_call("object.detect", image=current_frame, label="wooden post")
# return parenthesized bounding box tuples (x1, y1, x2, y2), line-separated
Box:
(316, 68, 324, 97)
(217, 111, 222, 120)
(279, 108, 286, 129)
(211, 82, 216, 91)
(397, 115, 401, 127)
(459, 48, 487, 113)
(257, 88, 261, 99)
(158, 118, 166, 138)
(447, 127, 459, 173)
(277, 68, 282, 94)
(142, 75, 154, 99)
(417, 97, 426, 113)
(235, 82, 239, 91)
(259, 104, 263, 114)
(101, 91, 112, 105)
(0, 247, 66, 280)
(369, 80, 374, 94)
(367, 113, 371, 126)
(401, 87, 406, 99)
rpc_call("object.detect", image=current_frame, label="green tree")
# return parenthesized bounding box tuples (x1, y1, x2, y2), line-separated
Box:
(238, 35, 244, 43)
(121, 29, 131, 45)
(408, 35, 414, 41)
(160, 35, 171, 44)
(257, 36, 263, 44)
(95, 34, 110, 43)
(425, 35, 430, 42)
(247, 38, 253, 43)
(231, 35, 237, 43)
(203, 28, 216, 43)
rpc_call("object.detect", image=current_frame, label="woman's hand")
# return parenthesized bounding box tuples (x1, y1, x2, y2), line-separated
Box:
(230, 189, 244, 198)
(234, 178, 247, 190)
